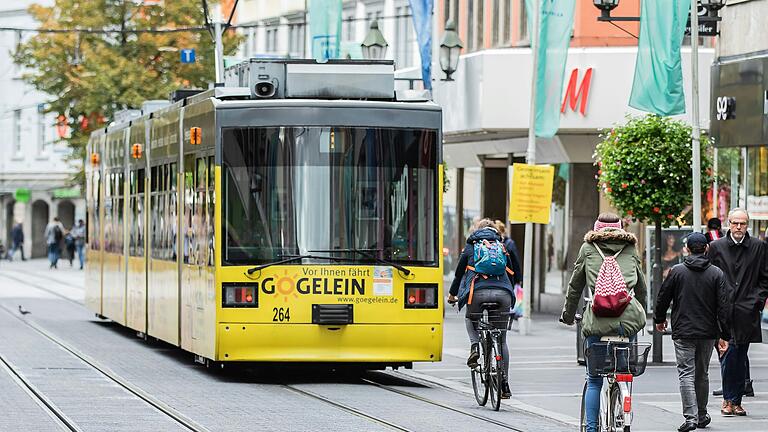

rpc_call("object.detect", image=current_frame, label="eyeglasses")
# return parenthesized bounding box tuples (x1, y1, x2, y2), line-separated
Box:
(729, 221, 748, 226)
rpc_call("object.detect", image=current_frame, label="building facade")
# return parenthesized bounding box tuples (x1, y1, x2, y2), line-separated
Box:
(431, 0, 714, 312)
(237, 0, 419, 69)
(0, 1, 84, 259)
(708, 0, 768, 334)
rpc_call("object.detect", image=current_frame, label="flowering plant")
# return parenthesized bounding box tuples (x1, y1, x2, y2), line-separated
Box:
(595, 115, 712, 227)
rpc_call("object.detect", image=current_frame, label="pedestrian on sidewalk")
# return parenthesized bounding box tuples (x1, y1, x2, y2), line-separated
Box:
(447, 218, 516, 399)
(707, 208, 768, 417)
(64, 230, 76, 267)
(560, 213, 647, 432)
(44, 217, 64, 269)
(705, 218, 724, 243)
(72, 219, 86, 270)
(654, 232, 731, 432)
(7, 221, 25, 261)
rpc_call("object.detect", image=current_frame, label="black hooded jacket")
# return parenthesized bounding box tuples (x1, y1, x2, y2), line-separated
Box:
(708, 232, 768, 343)
(449, 228, 516, 297)
(654, 254, 731, 340)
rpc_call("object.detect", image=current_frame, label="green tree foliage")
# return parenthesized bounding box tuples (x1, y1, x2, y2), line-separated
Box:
(595, 115, 712, 227)
(15, 0, 240, 183)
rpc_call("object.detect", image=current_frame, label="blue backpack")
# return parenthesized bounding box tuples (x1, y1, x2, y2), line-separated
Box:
(472, 239, 507, 276)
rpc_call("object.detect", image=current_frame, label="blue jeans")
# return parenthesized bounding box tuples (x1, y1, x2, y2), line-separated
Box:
(48, 244, 60, 267)
(721, 342, 749, 405)
(584, 334, 636, 432)
(76, 244, 85, 269)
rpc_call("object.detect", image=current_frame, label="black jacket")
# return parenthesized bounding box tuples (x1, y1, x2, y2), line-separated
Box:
(503, 237, 523, 285)
(11, 224, 23, 244)
(449, 228, 516, 297)
(654, 254, 730, 340)
(707, 232, 768, 343)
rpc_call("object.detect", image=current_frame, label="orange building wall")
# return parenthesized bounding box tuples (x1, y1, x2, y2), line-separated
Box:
(436, 0, 642, 52)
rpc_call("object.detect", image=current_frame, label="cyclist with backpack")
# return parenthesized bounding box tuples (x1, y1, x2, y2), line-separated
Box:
(560, 213, 648, 432)
(447, 218, 516, 399)
(44, 216, 65, 269)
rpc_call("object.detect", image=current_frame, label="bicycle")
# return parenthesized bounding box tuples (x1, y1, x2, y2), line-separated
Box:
(578, 329, 652, 432)
(467, 303, 511, 411)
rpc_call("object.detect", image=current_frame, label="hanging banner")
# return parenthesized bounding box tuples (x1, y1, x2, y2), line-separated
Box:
(629, 0, 691, 116)
(409, 0, 433, 90)
(525, 0, 576, 138)
(509, 163, 555, 224)
(309, 0, 343, 61)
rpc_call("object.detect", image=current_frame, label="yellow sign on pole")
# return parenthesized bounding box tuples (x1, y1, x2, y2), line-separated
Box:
(509, 163, 555, 224)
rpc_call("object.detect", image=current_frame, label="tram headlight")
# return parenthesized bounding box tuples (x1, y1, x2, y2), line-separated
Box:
(404, 284, 438, 309)
(222, 283, 259, 308)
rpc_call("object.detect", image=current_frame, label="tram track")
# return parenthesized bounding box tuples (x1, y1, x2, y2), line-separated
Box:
(0, 303, 210, 432)
(0, 272, 83, 306)
(282, 384, 415, 431)
(3, 268, 85, 291)
(0, 351, 81, 431)
(361, 373, 527, 432)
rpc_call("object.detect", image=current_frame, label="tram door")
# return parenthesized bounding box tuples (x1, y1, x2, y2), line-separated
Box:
(180, 153, 215, 356)
(126, 166, 147, 333)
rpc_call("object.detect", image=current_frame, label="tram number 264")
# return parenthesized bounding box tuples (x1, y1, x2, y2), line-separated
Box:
(273, 307, 291, 322)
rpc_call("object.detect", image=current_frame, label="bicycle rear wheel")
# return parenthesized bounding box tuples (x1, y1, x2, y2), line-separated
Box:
(488, 339, 503, 411)
(471, 338, 489, 406)
(579, 381, 587, 432)
(608, 382, 626, 432)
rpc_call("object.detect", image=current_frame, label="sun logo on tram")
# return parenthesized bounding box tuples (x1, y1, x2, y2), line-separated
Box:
(274, 269, 300, 303)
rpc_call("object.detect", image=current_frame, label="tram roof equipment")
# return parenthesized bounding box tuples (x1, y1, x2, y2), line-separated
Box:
(224, 59, 396, 101)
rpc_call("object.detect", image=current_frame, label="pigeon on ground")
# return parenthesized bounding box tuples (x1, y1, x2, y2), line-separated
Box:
(18, 305, 30, 315)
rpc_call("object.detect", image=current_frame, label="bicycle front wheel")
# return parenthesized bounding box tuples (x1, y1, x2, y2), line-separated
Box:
(488, 339, 503, 411)
(471, 339, 489, 406)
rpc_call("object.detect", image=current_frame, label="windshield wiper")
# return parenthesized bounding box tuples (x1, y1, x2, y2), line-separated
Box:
(246, 254, 352, 275)
(309, 248, 412, 276)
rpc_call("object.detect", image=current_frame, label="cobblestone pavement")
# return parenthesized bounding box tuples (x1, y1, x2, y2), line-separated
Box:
(408, 282, 768, 431)
(0, 260, 570, 432)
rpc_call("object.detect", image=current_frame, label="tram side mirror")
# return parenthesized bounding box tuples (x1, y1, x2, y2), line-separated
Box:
(254, 79, 278, 99)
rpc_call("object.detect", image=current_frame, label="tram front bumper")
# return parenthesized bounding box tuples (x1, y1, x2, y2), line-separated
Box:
(216, 323, 443, 363)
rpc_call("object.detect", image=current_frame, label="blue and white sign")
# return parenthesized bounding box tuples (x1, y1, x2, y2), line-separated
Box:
(180, 49, 196, 63)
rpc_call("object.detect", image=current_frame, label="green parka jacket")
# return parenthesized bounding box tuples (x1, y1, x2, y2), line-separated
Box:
(562, 228, 648, 336)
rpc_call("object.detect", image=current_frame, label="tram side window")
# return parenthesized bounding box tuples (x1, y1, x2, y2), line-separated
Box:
(207, 156, 215, 266)
(194, 157, 207, 266)
(129, 169, 145, 257)
(150, 164, 163, 260)
(115, 171, 124, 254)
(103, 172, 114, 253)
(183, 157, 195, 264)
(89, 170, 101, 251)
(169, 162, 178, 261)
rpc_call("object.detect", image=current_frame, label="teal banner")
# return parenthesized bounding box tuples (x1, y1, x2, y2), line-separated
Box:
(309, 0, 342, 61)
(629, 0, 691, 116)
(525, 0, 576, 138)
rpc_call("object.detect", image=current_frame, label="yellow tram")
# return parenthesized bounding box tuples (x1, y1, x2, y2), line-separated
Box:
(84, 60, 444, 367)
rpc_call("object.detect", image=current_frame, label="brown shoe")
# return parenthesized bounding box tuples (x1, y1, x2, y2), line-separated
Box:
(721, 400, 734, 416)
(733, 404, 747, 416)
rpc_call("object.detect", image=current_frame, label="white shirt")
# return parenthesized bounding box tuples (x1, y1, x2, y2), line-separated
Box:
(730, 232, 745, 245)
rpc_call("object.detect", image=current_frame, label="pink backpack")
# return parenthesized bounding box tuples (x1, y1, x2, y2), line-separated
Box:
(592, 245, 632, 317)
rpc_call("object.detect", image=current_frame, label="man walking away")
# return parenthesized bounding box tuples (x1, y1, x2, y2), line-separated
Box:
(72, 219, 86, 270)
(708, 208, 768, 417)
(7, 222, 25, 261)
(44, 217, 64, 269)
(655, 233, 730, 431)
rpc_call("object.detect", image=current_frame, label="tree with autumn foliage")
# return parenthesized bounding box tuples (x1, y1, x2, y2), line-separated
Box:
(14, 0, 240, 184)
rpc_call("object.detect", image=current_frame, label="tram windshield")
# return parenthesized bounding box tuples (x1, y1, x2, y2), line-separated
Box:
(222, 126, 438, 266)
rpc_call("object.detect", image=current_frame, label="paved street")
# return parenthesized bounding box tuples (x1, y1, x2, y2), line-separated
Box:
(0, 260, 566, 432)
(2, 259, 768, 431)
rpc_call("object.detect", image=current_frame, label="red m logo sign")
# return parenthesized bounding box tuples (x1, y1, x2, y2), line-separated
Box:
(561, 68, 593, 116)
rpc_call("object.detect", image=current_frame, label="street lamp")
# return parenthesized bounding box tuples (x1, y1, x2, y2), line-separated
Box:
(593, 0, 619, 11)
(439, 20, 463, 81)
(361, 20, 388, 60)
(700, 0, 725, 11)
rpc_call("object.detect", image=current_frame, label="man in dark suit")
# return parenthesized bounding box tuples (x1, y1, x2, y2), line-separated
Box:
(708, 208, 768, 417)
